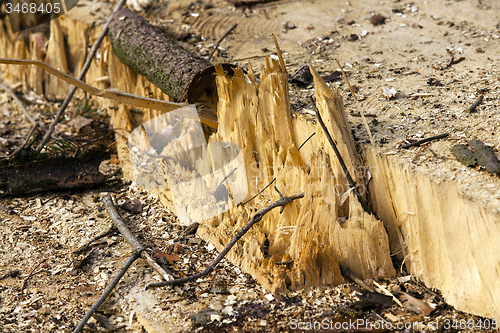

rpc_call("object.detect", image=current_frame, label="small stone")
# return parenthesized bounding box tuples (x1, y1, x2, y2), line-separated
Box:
(189, 308, 221, 327)
(451, 144, 476, 167)
(120, 197, 142, 214)
(468, 140, 500, 174)
(370, 14, 387, 25)
(38, 305, 50, 316)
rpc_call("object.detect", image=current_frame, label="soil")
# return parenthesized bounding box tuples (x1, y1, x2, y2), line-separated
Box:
(1, 0, 499, 332)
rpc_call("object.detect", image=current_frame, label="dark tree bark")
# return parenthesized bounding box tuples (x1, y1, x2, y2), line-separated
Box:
(108, 9, 235, 105)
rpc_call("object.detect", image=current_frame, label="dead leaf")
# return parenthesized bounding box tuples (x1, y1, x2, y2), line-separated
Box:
(155, 249, 180, 262)
(399, 292, 436, 316)
(69, 115, 93, 132)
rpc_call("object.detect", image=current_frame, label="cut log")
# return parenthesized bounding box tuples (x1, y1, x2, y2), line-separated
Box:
(107, 9, 237, 125)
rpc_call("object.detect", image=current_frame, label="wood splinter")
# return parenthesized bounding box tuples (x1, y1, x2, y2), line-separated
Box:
(467, 94, 484, 113)
(146, 188, 304, 288)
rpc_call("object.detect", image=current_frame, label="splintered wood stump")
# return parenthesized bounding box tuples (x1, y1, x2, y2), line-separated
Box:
(193, 62, 395, 291)
(2, 1, 500, 321)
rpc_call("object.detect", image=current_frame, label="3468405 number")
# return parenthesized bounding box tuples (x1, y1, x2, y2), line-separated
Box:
(5, 2, 61, 14)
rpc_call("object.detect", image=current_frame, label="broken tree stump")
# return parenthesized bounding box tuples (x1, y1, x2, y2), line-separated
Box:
(2, 1, 499, 321)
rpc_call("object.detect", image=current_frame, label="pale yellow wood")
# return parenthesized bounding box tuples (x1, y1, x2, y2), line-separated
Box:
(195, 60, 395, 292)
(366, 148, 500, 320)
(44, 18, 71, 99)
(28, 33, 44, 95)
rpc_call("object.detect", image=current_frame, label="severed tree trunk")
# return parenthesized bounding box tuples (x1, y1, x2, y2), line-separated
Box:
(108, 9, 236, 123)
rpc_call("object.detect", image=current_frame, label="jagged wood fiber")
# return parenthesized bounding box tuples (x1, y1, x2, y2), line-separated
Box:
(0, 12, 395, 292)
(1, 2, 500, 321)
(193, 61, 395, 291)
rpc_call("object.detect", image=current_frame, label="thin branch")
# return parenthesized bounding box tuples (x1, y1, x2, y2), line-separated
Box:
(310, 96, 370, 213)
(19, 259, 47, 300)
(401, 133, 449, 149)
(208, 23, 237, 62)
(35, 0, 128, 153)
(0, 81, 40, 159)
(73, 225, 116, 254)
(102, 195, 175, 282)
(467, 94, 483, 113)
(298, 132, 316, 151)
(0, 81, 35, 126)
(73, 252, 140, 333)
(92, 313, 126, 333)
(0, 58, 198, 126)
(4, 122, 39, 160)
(147, 188, 304, 288)
(239, 178, 276, 207)
(217, 167, 237, 188)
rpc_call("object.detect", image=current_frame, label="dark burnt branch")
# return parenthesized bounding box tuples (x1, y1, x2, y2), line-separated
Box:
(73, 252, 140, 333)
(146, 188, 304, 288)
(310, 96, 370, 213)
(74, 195, 181, 332)
(401, 133, 449, 149)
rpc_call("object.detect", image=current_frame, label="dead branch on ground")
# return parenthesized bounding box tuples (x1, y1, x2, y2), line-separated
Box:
(102, 195, 175, 282)
(147, 187, 304, 288)
(74, 195, 181, 332)
(73, 251, 140, 333)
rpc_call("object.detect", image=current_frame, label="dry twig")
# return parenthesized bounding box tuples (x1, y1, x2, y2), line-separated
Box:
(73, 195, 183, 332)
(0, 81, 35, 126)
(19, 259, 47, 300)
(298, 132, 316, 151)
(102, 195, 174, 282)
(0, 81, 39, 159)
(401, 133, 449, 149)
(35, 0, 128, 153)
(239, 178, 276, 207)
(73, 252, 140, 333)
(310, 96, 370, 213)
(208, 23, 237, 62)
(147, 187, 304, 288)
(467, 94, 483, 113)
